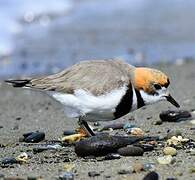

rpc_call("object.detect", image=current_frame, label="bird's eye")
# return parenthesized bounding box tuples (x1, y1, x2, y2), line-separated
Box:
(154, 84, 161, 90)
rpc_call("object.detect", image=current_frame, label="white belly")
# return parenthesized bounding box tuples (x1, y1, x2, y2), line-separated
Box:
(49, 86, 127, 121)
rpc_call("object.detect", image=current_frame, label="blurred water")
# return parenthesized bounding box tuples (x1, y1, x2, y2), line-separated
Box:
(1, 0, 195, 77)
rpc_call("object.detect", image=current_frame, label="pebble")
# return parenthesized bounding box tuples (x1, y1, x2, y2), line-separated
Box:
(88, 171, 100, 177)
(123, 123, 136, 130)
(143, 163, 156, 171)
(166, 130, 182, 139)
(75, 134, 141, 157)
(101, 123, 125, 131)
(189, 167, 195, 173)
(127, 127, 145, 136)
(166, 178, 177, 180)
(22, 131, 45, 143)
(132, 162, 144, 173)
(167, 136, 189, 147)
(33, 144, 62, 153)
(16, 152, 28, 163)
(157, 155, 173, 165)
(117, 146, 144, 156)
(163, 147, 177, 156)
(117, 169, 132, 175)
(59, 172, 74, 180)
(143, 171, 159, 180)
(104, 153, 121, 160)
(63, 163, 75, 172)
(159, 110, 191, 122)
(190, 119, 195, 125)
(1, 157, 17, 165)
(27, 177, 40, 180)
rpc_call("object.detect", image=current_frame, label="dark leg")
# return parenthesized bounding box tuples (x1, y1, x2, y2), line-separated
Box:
(78, 116, 95, 136)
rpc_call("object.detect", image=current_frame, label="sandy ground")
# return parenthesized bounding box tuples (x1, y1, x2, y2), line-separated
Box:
(0, 62, 195, 180)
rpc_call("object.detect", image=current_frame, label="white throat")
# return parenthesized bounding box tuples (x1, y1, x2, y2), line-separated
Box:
(139, 87, 167, 105)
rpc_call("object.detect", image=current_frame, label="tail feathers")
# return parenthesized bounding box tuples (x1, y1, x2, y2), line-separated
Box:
(5, 79, 31, 88)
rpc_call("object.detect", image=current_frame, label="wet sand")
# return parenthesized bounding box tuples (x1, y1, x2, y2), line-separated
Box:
(0, 61, 195, 179)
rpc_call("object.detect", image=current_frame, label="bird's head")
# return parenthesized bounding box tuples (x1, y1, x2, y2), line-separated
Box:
(133, 67, 180, 108)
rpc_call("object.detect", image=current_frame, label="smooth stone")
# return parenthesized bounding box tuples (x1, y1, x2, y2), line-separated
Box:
(143, 171, 159, 180)
(117, 146, 144, 156)
(159, 110, 191, 122)
(190, 119, 195, 125)
(143, 163, 156, 171)
(127, 127, 145, 136)
(88, 171, 100, 177)
(123, 123, 136, 130)
(23, 131, 45, 143)
(163, 147, 177, 156)
(157, 155, 173, 165)
(33, 144, 62, 153)
(189, 167, 195, 173)
(59, 172, 74, 180)
(1, 157, 17, 165)
(75, 134, 141, 157)
(132, 162, 144, 173)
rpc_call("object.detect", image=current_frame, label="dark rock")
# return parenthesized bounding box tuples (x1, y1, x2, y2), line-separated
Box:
(27, 177, 39, 180)
(143, 171, 159, 180)
(134, 144, 154, 152)
(159, 110, 191, 122)
(117, 146, 144, 156)
(63, 130, 76, 136)
(104, 153, 121, 160)
(59, 172, 74, 180)
(88, 171, 100, 177)
(1, 157, 17, 165)
(75, 134, 141, 157)
(118, 169, 132, 174)
(23, 131, 45, 143)
(102, 123, 125, 130)
(15, 117, 22, 121)
(166, 178, 177, 180)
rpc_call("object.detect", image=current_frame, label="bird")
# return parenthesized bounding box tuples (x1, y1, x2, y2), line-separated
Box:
(5, 59, 180, 137)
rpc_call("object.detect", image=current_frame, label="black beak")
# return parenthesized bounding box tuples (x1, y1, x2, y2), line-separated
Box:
(165, 94, 180, 108)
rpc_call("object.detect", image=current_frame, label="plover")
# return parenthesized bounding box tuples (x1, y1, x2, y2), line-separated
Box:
(5, 59, 180, 136)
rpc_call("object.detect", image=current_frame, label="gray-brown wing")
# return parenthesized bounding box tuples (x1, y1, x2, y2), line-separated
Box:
(30, 59, 135, 95)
